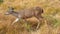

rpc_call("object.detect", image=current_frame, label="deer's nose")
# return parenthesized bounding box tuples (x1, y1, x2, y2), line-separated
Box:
(5, 12, 10, 15)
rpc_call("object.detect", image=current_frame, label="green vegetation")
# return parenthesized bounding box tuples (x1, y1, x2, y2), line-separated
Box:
(0, 0, 3, 4)
(0, 0, 60, 34)
(43, 7, 60, 28)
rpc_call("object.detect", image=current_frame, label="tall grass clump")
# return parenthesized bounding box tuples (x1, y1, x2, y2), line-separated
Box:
(43, 7, 60, 28)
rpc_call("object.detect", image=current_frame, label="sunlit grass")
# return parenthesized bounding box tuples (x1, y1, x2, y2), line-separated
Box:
(0, 0, 60, 34)
(43, 7, 60, 28)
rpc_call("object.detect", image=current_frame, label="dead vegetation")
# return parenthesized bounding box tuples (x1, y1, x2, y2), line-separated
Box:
(0, 0, 60, 34)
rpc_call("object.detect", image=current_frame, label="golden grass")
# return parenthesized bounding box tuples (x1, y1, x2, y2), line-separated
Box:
(0, 0, 60, 34)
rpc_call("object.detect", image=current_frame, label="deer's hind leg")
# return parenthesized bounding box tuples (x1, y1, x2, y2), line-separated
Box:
(35, 15, 43, 30)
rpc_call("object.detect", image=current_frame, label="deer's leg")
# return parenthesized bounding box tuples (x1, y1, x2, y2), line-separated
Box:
(11, 18, 19, 25)
(35, 15, 43, 30)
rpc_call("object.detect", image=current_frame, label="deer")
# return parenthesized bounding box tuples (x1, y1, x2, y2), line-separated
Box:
(5, 6, 44, 30)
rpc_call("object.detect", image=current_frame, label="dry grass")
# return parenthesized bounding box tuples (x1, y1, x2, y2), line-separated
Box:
(0, 0, 60, 34)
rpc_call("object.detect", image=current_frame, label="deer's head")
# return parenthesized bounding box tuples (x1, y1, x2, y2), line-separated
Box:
(5, 7, 14, 15)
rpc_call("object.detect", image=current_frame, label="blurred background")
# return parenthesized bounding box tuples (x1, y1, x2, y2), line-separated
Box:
(0, 0, 60, 34)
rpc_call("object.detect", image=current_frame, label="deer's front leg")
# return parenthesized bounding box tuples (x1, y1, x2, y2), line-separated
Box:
(11, 18, 19, 25)
(11, 15, 22, 25)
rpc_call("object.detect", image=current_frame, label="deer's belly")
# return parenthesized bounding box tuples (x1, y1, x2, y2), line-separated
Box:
(21, 14, 34, 19)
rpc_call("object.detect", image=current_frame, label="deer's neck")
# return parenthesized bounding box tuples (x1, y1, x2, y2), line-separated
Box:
(11, 11, 19, 17)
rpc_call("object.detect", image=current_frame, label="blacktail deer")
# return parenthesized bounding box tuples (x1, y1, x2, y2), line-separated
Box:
(5, 7, 44, 30)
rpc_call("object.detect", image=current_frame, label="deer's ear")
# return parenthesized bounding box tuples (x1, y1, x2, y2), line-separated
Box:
(41, 9, 43, 13)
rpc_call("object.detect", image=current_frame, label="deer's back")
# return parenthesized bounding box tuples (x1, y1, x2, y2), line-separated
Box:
(18, 9, 35, 19)
(17, 7, 43, 19)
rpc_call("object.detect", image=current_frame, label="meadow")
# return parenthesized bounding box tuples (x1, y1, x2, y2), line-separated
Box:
(0, 0, 60, 34)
